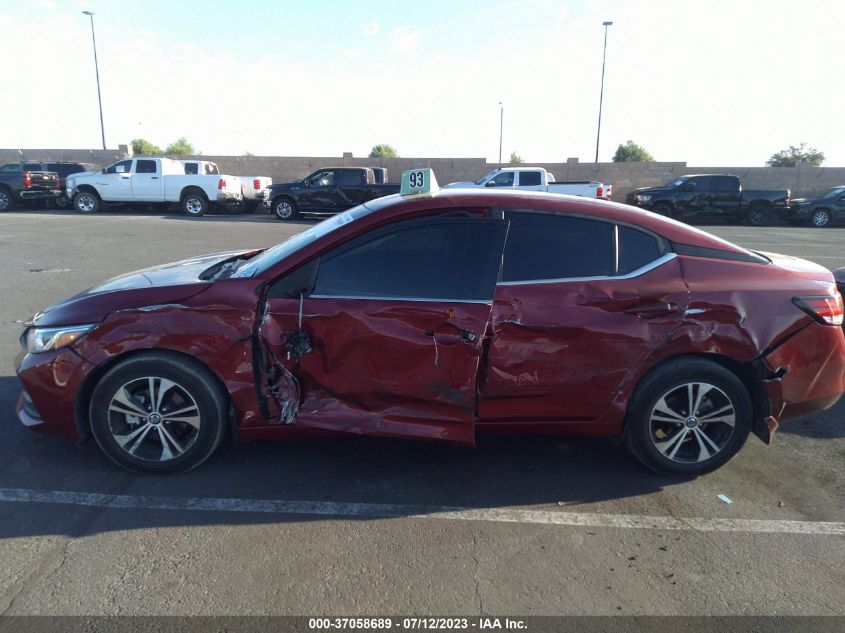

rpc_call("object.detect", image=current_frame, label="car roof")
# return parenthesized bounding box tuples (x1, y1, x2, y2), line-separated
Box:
(363, 189, 755, 255)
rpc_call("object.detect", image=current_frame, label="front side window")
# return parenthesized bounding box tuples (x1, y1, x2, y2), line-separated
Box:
(106, 160, 133, 174)
(488, 172, 515, 187)
(136, 160, 157, 174)
(313, 218, 506, 301)
(518, 171, 542, 186)
(501, 213, 614, 282)
(309, 171, 335, 187)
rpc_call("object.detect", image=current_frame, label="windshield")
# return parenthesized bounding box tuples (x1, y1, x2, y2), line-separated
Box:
(666, 177, 689, 188)
(473, 169, 500, 185)
(231, 204, 375, 278)
(822, 187, 845, 199)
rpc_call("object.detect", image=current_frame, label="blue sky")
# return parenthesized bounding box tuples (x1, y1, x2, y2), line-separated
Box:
(1, 0, 843, 166)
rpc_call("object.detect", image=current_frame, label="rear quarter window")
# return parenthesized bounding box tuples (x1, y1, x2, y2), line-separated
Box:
(617, 226, 664, 274)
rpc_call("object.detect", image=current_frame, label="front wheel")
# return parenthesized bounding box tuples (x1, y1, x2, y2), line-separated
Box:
(0, 188, 12, 211)
(652, 202, 674, 219)
(73, 191, 100, 214)
(182, 192, 208, 217)
(746, 205, 771, 226)
(88, 353, 228, 473)
(811, 209, 831, 228)
(625, 358, 752, 477)
(273, 198, 298, 221)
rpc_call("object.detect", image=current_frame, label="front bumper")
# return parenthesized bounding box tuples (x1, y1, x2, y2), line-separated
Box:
(15, 345, 95, 439)
(779, 207, 810, 221)
(20, 189, 61, 200)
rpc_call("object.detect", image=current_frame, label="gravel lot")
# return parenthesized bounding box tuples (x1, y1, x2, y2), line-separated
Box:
(0, 208, 843, 618)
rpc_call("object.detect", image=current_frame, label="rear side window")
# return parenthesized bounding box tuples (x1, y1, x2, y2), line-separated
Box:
(519, 171, 542, 186)
(340, 170, 365, 186)
(617, 226, 663, 275)
(23, 163, 42, 171)
(204, 163, 219, 175)
(136, 160, 157, 174)
(713, 176, 738, 192)
(313, 219, 506, 301)
(501, 213, 614, 282)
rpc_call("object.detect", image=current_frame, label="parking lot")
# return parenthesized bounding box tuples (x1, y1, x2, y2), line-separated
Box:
(0, 209, 843, 617)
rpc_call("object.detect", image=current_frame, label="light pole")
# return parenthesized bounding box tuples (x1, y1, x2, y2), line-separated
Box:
(83, 11, 106, 150)
(594, 20, 612, 163)
(498, 102, 503, 165)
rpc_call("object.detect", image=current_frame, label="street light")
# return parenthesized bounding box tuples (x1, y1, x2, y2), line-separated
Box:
(83, 10, 106, 150)
(594, 20, 612, 163)
(498, 102, 503, 165)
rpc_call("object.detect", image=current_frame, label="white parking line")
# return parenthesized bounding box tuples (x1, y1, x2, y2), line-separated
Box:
(1, 488, 843, 535)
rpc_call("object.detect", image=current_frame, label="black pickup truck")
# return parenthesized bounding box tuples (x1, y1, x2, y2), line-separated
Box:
(0, 162, 62, 211)
(625, 174, 790, 226)
(266, 167, 400, 221)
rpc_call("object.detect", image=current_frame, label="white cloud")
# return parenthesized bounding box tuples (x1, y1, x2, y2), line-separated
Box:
(342, 48, 361, 58)
(389, 27, 421, 56)
(361, 21, 379, 36)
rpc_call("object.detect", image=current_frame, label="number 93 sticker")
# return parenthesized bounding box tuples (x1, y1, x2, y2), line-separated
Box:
(401, 168, 439, 196)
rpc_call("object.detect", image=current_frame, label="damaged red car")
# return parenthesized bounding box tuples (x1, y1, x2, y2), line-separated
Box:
(15, 173, 845, 475)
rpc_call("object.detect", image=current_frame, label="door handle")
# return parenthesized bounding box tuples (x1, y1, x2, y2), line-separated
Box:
(623, 301, 677, 318)
(424, 328, 478, 344)
(151, 176, 159, 179)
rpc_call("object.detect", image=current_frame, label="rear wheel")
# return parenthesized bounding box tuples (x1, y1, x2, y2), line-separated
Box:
(182, 192, 208, 217)
(811, 209, 832, 228)
(273, 198, 298, 221)
(0, 188, 11, 211)
(747, 204, 771, 226)
(73, 191, 100, 214)
(244, 200, 259, 214)
(88, 353, 228, 473)
(625, 358, 752, 477)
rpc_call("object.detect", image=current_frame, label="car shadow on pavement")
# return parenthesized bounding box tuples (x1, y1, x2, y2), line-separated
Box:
(0, 374, 685, 539)
(777, 397, 845, 439)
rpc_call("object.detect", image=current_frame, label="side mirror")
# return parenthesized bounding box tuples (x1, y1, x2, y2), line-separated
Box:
(484, 180, 497, 187)
(681, 183, 694, 192)
(102, 168, 107, 174)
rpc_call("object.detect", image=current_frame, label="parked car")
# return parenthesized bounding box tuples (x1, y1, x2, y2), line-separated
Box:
(371, 167, 388, 184)
(179, 160, 272, 213)
(780, 186, 845, 228)
(16, 162, 101, 208)
(265, 167, 400, 221)
(444, 167, 611, 199)
(15, 170, 845, 475)
(0, 162, 61, 211)
(67, 157, 242, 216)
(626, 174, 790, 226)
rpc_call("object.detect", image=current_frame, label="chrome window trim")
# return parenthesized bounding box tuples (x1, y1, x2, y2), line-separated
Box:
(496, 252, 677, 287)
(309, 294, 492, 304)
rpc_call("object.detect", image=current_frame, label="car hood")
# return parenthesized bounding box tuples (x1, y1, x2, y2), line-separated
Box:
(631, 186, 671, 197)
(833, 266, 845, 286)
(31, 250, 256, 327)
(790, 197, 815, 206)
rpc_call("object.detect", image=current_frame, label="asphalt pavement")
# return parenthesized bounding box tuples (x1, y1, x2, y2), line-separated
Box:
(0, 208, 843, 618)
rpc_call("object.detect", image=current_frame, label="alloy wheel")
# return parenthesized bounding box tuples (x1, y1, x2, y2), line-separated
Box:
(812, 210, 830, 227)
(0, 191, 10, 210)
(275, 201, 292, 219)
(648, 382, 736, 464)
(77, 194, 96, 213)
(185, 197, 204, 215)
(107, 376, 201, 462)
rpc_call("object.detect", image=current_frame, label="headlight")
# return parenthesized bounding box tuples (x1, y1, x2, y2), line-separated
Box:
(636, 194, 652, 203)
(25, 324, 96, 354)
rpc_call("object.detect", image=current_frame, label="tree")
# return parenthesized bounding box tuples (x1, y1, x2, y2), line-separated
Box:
(766, 143, 824, 167)
(243, 151, 255, 157)
(369, 144, 398, 158)
(613, 140, 654, 162)
(165, 137, 198, 156)
(509, 151, 524, 164)
(131, 138, 163, 156)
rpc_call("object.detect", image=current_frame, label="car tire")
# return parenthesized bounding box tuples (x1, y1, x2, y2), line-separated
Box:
(0, 187, 12, 211)
(653, 202, 674, 219)
(811, 209, 832, 228)
(625, 357, 752, 477)
(182, 192, 208, 217)
(73, 191, 100, 214)
(244, 200, 259, 214)
(88, 352, 228, 474)
(273, 198, 298, 221)
(54, 195, 71, 209)
(746, 204, 771, 226)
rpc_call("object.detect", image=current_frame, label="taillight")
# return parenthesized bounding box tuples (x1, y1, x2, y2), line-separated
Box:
(596, 186, 603, 199)
(218, 178, 225, 190)
(23, 171, 32, 188)
(253, 179, 261, 190)
(793, 293, 844, 326)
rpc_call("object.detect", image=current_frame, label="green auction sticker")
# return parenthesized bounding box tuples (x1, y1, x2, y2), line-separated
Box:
(401, 168, 439, 196)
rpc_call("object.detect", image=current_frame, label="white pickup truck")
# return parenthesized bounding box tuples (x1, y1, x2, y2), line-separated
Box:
(67, 157, 243, 216)
(180, 160, 272, 212)
(444, 167, 611, 200)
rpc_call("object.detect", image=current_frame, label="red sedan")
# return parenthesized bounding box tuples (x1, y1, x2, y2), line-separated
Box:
(15, 177, 845, 475)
